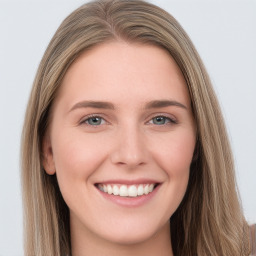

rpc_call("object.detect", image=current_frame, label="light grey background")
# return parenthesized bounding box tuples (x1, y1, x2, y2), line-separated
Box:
(0, 0, 255, 255)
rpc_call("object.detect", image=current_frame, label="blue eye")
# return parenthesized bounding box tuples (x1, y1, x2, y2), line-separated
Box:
(85, 116, 105, 126)
(151, 116, 174, 125)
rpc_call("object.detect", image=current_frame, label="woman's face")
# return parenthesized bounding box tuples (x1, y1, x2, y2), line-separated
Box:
(43, 42, 196, 245)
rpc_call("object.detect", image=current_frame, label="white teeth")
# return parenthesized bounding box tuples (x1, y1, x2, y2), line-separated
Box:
(107, 185, 112, 194)
(113, 185, 119, 195)
(137, 184, 144, 196)
(128, 185, 137, 197)
(97, 183, 156, 197)
(144, 184, 149, 194)
(120, 185, 128, 197)
(149, 184, 154, 192)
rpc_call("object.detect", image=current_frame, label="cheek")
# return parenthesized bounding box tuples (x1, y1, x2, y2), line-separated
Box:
(51, 132, 109, 193)
(53, 131, 104, 170)
(151, 130, 195, 214)
(151, 129, 195, 177)
(50, 131, 113, 218)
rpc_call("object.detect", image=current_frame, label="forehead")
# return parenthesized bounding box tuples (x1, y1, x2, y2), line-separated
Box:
(56, 41, 190, 109)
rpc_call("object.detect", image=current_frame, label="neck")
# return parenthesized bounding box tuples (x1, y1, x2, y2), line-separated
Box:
(70, 218, 173, 256)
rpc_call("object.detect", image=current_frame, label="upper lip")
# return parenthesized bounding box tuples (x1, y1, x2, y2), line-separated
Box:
(95, 179, 161, 185)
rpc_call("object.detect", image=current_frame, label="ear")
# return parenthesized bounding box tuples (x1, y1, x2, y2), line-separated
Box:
(42, 133, 56, 175)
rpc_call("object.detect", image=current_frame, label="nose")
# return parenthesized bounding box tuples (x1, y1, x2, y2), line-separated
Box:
(110, 125, 148, 169)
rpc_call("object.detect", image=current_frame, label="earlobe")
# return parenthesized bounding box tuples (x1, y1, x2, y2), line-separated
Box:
(42, 133, 56, 175)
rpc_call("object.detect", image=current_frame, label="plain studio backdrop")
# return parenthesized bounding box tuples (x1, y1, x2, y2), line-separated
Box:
(0, 0, 255, 255)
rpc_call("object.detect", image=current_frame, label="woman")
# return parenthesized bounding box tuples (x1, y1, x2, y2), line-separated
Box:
(21, 0, 255, 255)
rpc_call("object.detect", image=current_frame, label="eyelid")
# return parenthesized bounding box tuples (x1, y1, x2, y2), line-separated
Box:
(79, 114, 108, 126)
(78, 112, 178, 127)
(146, 113, 178, 125)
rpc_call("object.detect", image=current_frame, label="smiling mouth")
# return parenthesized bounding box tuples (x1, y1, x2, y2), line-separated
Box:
(95, 183, 158, 197)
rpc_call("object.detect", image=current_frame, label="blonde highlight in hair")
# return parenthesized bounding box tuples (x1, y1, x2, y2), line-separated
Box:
(21, 0, 251, 255)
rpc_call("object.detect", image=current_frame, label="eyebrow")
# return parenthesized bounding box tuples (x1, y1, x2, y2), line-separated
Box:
(144, 100, 187, 110)
(69, 99, 187, 112)
(69, 101, 115, 112)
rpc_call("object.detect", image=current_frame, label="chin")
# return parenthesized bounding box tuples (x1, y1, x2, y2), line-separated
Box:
(101, 229, 157, 245)
(95, 217, 170, 246)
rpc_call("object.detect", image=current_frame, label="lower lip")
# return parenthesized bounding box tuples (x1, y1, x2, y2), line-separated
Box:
(96, 185, 161, 207)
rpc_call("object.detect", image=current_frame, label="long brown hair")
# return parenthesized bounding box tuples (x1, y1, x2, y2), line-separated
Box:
(21, 0, 250, 255)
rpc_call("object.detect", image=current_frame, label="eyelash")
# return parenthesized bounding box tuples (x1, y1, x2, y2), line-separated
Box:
(80, 114, 107, 126)
(80, 114, 177, 127)
(148, 115, 177, 126)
